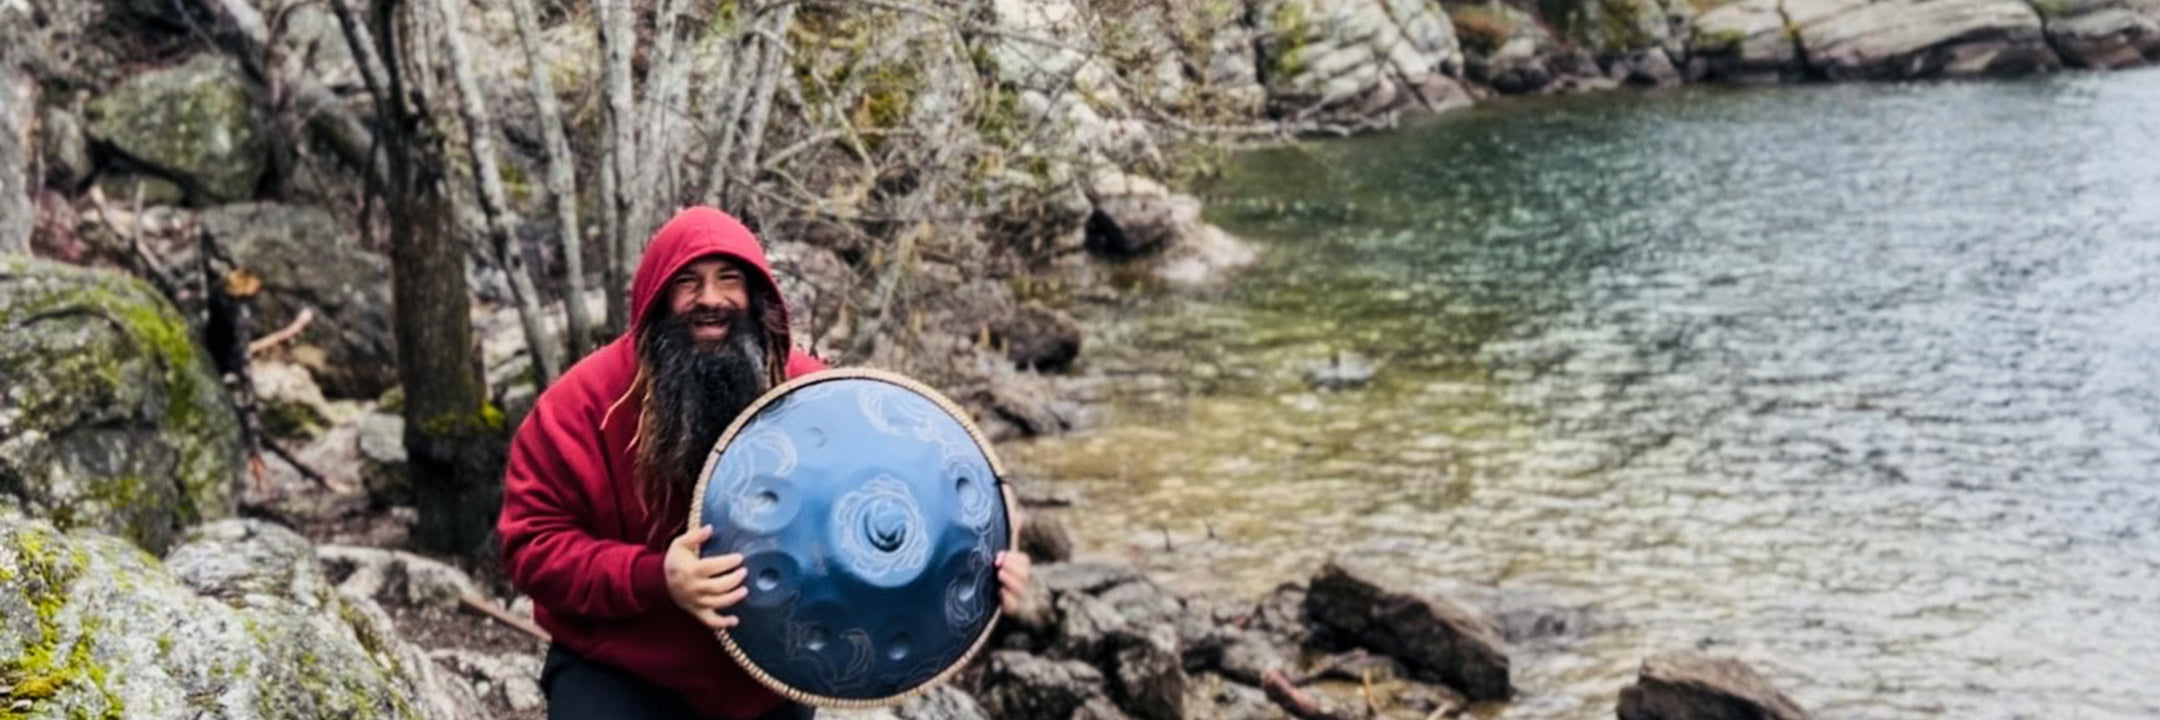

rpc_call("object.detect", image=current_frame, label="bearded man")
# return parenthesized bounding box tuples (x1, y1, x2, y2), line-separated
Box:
(498, 207, 1031, 720)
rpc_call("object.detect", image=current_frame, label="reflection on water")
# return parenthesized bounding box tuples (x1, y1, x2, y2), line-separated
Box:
(1006, 69, 2160, 719)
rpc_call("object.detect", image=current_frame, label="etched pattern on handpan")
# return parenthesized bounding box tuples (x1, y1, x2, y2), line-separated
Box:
(724, 427, 800, 530)
(831, 475, 931, 584)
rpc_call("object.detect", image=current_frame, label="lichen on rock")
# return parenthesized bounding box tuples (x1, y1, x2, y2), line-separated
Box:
(0, 257, 242, 554)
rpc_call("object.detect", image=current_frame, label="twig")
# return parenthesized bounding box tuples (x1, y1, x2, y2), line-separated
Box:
(248, 306, 316, 354)
(1262, 669, 1351, 720)
(459, 592, 551, 642)
(260, 435, 335, 489)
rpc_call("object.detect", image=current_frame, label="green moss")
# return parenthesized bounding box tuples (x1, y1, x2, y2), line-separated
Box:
(1, 527, 117, 718)
(1268, 1, 1311, 81)
(419, 401, 505, 437)
(1594, 0, 1656, 50)
(1696, 27, 1747, 53)
(2030, 0, 2065, 18)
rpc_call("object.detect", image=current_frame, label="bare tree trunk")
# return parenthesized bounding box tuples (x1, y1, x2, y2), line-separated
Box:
(507, 0, 592, 361)
(432, 0, 562, 387)
(702, 19, 755, 208)
(728, 3, 795, 213)
(598, 0, 639, 333)
(334, 0, 503, 560)
(636, 0, 690, 213)
(597, 132, 626, 334)
(0, 63, 32, 255)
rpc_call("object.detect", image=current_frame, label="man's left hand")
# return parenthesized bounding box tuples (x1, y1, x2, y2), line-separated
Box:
(996, 549, 1032, 612)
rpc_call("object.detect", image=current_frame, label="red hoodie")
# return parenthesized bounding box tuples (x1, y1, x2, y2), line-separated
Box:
(498, 207, 826, 719)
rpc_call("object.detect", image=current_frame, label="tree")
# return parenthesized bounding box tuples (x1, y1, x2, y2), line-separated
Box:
(328, 0, 502, 558)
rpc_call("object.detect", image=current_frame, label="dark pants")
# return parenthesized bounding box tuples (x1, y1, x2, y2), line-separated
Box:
(540, 644, 814, 720)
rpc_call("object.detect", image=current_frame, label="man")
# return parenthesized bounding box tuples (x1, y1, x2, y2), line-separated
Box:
(499, 207, 1032, 720)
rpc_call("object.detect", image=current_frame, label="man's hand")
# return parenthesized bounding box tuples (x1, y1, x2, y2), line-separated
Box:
(996, 550, 1032, 612)
(665, 526, 748, 631)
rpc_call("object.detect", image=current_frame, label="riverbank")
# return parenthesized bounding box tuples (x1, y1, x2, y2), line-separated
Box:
(7, 0, 2160, 718)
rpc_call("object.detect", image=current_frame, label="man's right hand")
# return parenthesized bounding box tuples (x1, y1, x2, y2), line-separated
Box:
(664, 525, 748, 631)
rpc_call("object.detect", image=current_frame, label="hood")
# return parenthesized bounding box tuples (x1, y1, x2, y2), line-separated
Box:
(628, 206, 790, 334)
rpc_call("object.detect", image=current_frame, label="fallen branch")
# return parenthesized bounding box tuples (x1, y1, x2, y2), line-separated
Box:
(459, 592, 551, 642)
(248, 306, 316, 355)
(1262, 669, 1355, 720)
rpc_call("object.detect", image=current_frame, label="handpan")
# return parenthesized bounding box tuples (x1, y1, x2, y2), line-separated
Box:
(689, 368, 1015, 707)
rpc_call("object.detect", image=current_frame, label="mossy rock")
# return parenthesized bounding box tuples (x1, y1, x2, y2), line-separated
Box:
(0, 257, 241, 554)
(0, 515, 479, 720)
(85, 53, 266, 203)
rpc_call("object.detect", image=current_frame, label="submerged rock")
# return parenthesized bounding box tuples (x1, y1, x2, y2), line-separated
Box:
(1301, 351, 1376, 390)
(0, 515, 483, 720)
(1617, 652, 1813, 720)
(0, 257, 241, 554)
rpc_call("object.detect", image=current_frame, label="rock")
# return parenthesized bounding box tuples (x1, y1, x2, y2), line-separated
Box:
(1614, 49, 1685, 86)
(198, 202, 396, 398)
(1616, 652, 1813, 720)
(38, 106, 91, 191)
(430, 649, 544, 714)
(895, 684, 994, 720)
(1112, 625, 1187, 720)
(1038, 561, 1146, 598)
(1255, 0, 1463, 119)
(316, 544, 483, 611)
(1304, 557, 1510, 700)
(993, 302, 1082, 373)
(1197, 628, 1295, 686)
(977, 365, 1078, 440)
(1486, 36, 1557, 94)
(0, 515, 485, 720)
(1797, 0, 2061, 78)
(85, 54, 265, 203)
(0, 257, 242, 554)
(981, 650, 1107, 719)
(1086, 172, 1185, 258)
(1018, 509, 1075, 564)
(2039, 0, 2160, 68)
(1691, 0, 1803, 81)
(1301, 351, 1376, 390)
(92, 170, 187, 208)
(252, 359, 333, 437)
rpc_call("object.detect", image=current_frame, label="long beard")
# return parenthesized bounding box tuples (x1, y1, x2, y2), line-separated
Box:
(635, 307, 773, 521)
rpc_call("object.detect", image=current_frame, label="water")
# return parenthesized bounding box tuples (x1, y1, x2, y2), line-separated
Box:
(1006, 69, 2160, 720)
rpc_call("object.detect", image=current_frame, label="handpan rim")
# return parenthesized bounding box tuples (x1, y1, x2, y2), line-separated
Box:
(687, 367, 1019, 709)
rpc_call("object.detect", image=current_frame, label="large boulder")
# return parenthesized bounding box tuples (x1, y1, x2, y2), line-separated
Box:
(0, 516, 483, 720)
(198, 202, 396, 398)
(1616, 652, 1813, 720)
(2042, 0, 2160, 68)
(86, 53, 265, 203)
(1796, 0, 2061, 78)
(1304, 557, 1511, 700)
(1254, 0, 1465, 119)
(0, 257, 242, 554)
(979, 651, 1109, 719)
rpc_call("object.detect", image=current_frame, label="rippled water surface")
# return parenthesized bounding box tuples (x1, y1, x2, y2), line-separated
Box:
(1006, 69, 2160, 719)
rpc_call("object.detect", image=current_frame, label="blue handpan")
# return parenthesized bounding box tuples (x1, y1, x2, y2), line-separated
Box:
(690, 369, 1014, 707)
